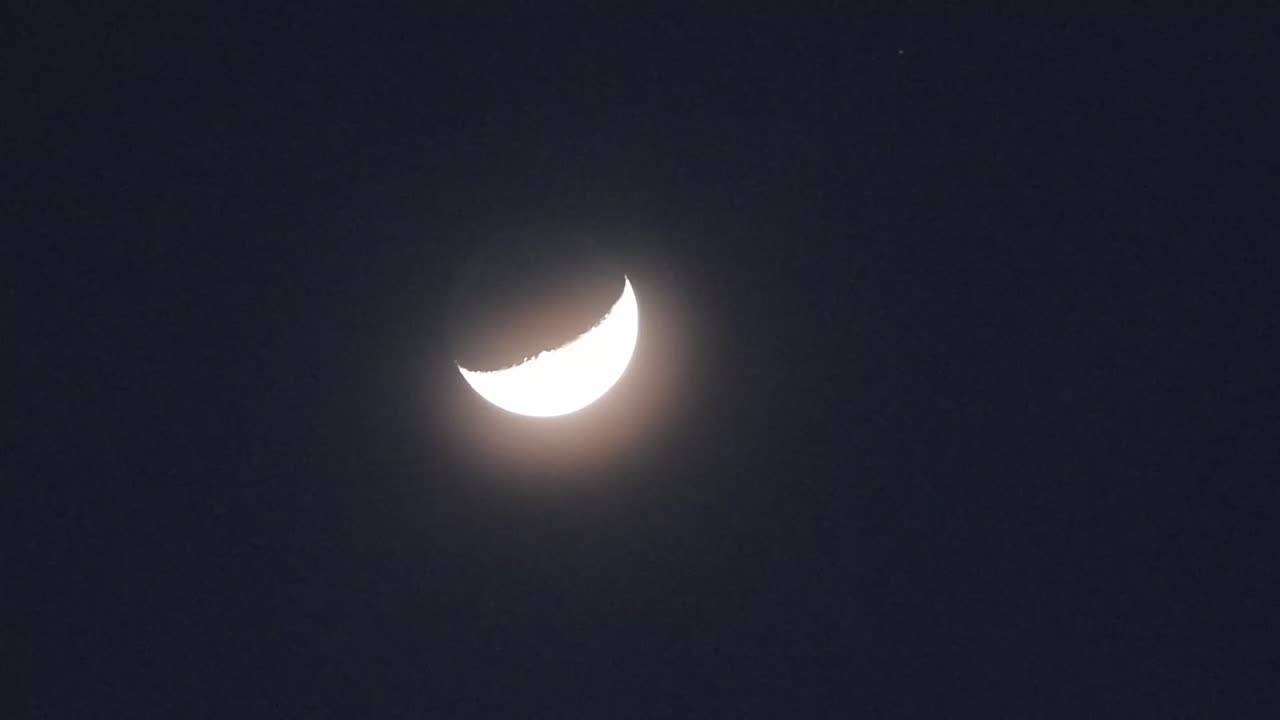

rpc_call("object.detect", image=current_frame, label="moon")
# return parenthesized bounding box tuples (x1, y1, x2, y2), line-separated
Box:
(457, 277, 638, 417)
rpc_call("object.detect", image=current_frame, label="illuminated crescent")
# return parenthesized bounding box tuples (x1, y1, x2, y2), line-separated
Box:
(457, 277, 638, 417)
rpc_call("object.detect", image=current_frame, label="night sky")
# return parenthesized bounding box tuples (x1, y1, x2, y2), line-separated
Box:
(12, 5, 1278, 717)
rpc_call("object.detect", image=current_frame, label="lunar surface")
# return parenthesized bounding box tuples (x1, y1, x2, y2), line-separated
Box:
(457, 277, 638, 417)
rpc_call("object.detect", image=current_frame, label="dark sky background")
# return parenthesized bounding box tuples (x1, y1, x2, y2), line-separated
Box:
(11, 5, 1278, 717)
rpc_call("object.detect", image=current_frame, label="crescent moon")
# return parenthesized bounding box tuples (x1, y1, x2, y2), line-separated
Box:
(457, 277, 639, 417)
